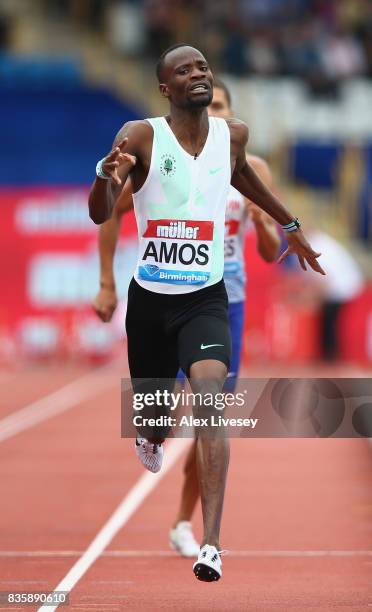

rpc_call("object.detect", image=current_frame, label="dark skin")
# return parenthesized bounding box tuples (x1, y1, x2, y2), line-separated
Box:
(88, 46, 325, 552)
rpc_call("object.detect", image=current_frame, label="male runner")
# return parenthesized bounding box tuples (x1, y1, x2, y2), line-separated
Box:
(88, 44, 325, 582)
(93, 78, 280, 557)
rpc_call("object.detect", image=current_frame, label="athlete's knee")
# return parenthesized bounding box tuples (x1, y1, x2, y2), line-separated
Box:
(188, 381, 224, 427)
(191, 377, 223, 396)
(187, 362, 228, 430)
(189, 359, 227, 383)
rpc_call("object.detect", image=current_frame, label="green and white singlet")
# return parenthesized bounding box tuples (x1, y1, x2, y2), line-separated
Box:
(132, 116, 231, 294)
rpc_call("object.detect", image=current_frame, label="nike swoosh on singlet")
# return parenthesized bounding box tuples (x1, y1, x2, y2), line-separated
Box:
(200, 343, 224, 350)
(209, 167, 223, 175)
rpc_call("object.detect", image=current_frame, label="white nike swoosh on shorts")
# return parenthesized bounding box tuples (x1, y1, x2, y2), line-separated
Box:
(200, 343, 224, 350)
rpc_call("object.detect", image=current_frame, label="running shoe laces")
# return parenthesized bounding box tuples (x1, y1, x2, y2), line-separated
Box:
(193, 544, 225, 582)
(135, 437, 163, 473)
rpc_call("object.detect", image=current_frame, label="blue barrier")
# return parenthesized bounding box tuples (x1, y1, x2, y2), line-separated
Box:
(0, 85, 144, 185)
(290, 140, 343, 190)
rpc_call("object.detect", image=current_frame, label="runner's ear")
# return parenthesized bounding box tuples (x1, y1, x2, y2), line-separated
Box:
(159, 84, 170, 99)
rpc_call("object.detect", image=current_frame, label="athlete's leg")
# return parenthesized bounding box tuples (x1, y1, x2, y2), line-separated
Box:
(126, 279, 179, 446)
(172, 368, 199, 525)
(172, 439, 199, 527)
(178, 302, 244, 536)
(189, 359, 229, 550)
(169, 437, 200, 557)
(169, 369, 200, 555)
(178, 312, 231, 552)
(172, 303, 245, 538)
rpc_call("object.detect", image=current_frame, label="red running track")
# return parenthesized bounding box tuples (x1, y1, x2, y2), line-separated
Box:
(0, 358, 371, 611)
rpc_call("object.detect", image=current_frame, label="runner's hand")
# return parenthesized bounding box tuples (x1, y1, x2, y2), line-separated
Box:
(102, 138, 136, 186)
(93, 287, 118, 322)
(278, 230, 326, 275)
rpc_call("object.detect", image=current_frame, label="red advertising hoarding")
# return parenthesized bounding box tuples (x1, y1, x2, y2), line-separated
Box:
(0, 188, 137, 360)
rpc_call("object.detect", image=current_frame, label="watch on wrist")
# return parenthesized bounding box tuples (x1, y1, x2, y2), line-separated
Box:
(282, 217, 301, 232)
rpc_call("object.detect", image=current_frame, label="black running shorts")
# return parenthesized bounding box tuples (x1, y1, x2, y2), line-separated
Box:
(125, 278, 232, 380)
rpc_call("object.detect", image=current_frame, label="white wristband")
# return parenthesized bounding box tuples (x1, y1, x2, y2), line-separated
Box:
(282, 217, 301, 232)
(96, 158, 110, 180)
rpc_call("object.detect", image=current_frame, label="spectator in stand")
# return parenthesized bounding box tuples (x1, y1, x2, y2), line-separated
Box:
(222, 25, 249, 76)
(320, 27, 367, 79)
(306, 230, 364, 361)
(34, 0, 372, 85)
(312, 0, 337, 28)
(351, 1, 372, 76)
(144, 0, 177, 58)
(279, 21, 323, 79)
(247, 28, 280, 75)
(0, 12, 11, 50)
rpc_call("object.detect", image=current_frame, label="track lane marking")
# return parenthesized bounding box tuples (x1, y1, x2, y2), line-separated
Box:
(38, 438, 191, 612)
(0, 366, 118, 443)
(1, 550, 372, 558)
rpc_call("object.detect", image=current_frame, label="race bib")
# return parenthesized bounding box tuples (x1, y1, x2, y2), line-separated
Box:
(224, 219, 239, 259)
(138, 219, 214, 285)
(224, 219, 241, 277)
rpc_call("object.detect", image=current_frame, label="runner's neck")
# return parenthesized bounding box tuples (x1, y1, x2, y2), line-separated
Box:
(165, 110, 209, 157)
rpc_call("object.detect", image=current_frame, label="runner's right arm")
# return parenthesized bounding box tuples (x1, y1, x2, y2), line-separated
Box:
(93, 180, 134, 323)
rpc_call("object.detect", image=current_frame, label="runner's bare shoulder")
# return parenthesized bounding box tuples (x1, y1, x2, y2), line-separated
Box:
(226, 118, 249, 149)
(113, 120, 154, 156)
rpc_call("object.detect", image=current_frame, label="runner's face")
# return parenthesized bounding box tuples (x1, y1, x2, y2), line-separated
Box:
(208, 87, 231, 119)
(160, 47, 213, 109)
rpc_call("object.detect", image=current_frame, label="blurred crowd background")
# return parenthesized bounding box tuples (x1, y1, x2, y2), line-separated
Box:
(0, 0, 372, 367)
(3, 0, 372, 86)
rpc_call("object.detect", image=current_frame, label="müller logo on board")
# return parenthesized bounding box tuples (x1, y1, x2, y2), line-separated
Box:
(144, 219, 214, 241)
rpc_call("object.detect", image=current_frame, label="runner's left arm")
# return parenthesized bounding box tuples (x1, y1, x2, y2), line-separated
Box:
(230, 120, 325, 275)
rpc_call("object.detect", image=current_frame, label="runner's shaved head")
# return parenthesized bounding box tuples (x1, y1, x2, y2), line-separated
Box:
(156, 44, 206, 82)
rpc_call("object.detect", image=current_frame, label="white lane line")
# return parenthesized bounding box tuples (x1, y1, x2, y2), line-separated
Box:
(0, 366, 116, 443)
(1, 549, 372, 559)
(38, 438, 191, 612)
